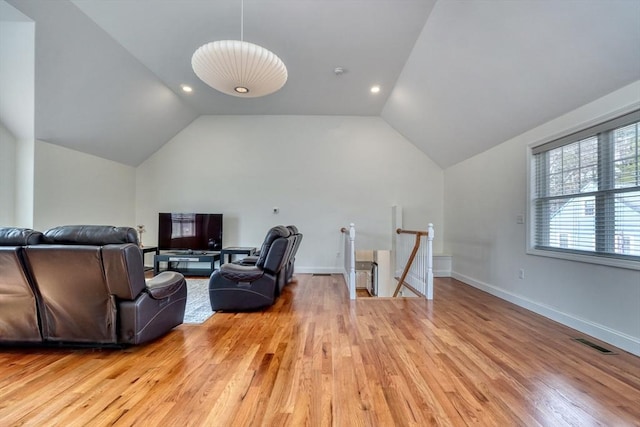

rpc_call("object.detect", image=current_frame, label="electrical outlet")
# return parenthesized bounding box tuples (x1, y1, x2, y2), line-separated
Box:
(519, 269, 525, 279)
(516, 214, 524, 224)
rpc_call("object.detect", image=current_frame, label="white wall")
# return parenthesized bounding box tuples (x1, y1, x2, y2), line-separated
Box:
(136, 115, 443, 273)
(33, 141, 136, 230)
(15, 137, 34, 228)
(0, 9, 34, 142)
(0, 6, 35, 228)
(0, 122, 16, 225)
(444, 81, 640, 356)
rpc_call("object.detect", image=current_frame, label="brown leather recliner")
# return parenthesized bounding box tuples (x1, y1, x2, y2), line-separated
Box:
(0, 228, 44, 343)
(0, 225, 187, 346)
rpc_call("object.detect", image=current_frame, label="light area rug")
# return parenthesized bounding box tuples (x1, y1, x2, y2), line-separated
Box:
(183, 278, 215, 324)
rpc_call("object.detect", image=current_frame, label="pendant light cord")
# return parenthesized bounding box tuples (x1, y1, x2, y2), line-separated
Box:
(240, 0, 244, 42)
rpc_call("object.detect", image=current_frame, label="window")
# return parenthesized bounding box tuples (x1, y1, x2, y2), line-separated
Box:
(171, 213, 196, 239)
(584, 200, 595, 216)
(559, 233, 569, 248)
(531, 110, 640, 266)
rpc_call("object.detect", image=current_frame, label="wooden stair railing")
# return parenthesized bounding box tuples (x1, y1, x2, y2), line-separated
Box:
(393, 224, 434, 299)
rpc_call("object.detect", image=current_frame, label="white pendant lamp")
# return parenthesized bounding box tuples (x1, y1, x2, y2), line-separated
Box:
(191, 1, 287, 98)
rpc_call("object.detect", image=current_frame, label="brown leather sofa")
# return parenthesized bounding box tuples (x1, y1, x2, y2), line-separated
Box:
(0, 228, 44, 343)
(0, 225, 187, 346)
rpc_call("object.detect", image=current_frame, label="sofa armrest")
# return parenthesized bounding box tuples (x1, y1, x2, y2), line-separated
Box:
(145, 271, 186, 299)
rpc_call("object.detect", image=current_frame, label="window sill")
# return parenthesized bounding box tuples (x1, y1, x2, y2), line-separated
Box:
(527, 247, 640, 271)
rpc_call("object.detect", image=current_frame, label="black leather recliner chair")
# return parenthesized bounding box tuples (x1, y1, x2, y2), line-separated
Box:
(233, 225, 302, 293)
(284, 225, 303, 285)
(209, 225, 293, 311)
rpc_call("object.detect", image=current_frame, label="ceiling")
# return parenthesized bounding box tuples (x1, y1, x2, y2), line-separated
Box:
(1, 0, 639, 167)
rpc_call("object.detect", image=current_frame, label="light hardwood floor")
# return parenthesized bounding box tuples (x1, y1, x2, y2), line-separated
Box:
(1, 275, 639, 426)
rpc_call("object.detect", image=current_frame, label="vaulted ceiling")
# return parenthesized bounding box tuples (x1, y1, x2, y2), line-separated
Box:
(2, 0, 639, 167)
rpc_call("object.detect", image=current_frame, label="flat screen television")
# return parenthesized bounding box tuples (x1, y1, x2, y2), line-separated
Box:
(158, 213, 223, 252)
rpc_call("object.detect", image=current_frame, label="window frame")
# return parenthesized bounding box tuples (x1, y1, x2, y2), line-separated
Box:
(527, 106, 640, 271)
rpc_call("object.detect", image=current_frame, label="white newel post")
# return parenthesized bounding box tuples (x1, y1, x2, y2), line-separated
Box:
(426, 223, 434, 300)
(392, 205, 403, 278)
(348, 223, 356, 300)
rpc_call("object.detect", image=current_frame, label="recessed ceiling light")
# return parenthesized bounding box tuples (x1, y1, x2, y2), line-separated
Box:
(181, 84, 193, 93)
(370, 85, 381, 94)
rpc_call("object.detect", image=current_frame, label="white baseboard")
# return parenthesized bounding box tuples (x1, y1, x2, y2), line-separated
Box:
(434, 254, 451, 277)
(451, 271, 640, 357)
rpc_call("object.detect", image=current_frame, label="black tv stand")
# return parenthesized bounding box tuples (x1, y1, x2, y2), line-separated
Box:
(153, 251, 220, 277)
(170, 250, 211, 256)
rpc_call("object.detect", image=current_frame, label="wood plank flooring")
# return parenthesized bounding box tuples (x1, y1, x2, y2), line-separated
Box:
(1, 275, 639, 426)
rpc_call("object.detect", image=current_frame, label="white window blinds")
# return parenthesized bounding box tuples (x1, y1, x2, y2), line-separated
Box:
(532, 110, 640, 262)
